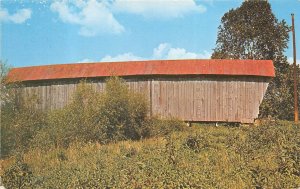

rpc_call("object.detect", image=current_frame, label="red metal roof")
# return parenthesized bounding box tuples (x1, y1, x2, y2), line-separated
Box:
(7, 59, 275, 82)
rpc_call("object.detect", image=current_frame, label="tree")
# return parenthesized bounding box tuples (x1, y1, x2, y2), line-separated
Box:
(212, 1, 289, 61)
(211, 0, 297, 120)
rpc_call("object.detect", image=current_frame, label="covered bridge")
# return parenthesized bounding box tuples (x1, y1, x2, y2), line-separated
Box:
(7, 59, 275, 123)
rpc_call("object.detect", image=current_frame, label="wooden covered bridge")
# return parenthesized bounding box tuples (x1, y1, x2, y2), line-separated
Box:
(7, 59, 275, 123)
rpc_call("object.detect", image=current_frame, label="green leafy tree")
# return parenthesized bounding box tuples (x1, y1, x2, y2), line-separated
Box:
(211, 0, 297, 120)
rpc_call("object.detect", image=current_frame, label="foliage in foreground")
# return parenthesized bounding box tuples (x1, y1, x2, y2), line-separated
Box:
(1, 77, 185, 157)
(2, 121, 300, 188)
(1, 94, 46, 156)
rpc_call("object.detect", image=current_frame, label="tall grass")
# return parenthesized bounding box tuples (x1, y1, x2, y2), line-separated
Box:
(2, 76, 300, 188)
(2, 121, 300, 188)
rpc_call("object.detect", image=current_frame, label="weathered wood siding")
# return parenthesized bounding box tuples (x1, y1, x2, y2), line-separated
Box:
(18, 76, 269, 123)
(150, 77, 269, 123)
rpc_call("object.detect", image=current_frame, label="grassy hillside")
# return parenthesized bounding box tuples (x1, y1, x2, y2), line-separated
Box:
(1, 77, 300, 188)
(2, 121, 300, 188)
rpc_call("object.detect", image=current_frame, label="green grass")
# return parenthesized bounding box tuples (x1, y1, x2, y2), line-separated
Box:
(2, 121, 300, 188)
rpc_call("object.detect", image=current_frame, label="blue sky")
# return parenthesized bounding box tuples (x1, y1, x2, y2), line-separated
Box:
(1, 0, 300, 68)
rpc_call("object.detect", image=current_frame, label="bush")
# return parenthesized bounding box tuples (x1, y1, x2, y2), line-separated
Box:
(32, 77, 149, 149)
(4, 76, 185, 154)
(1, 61, 47, 157)
(1, 93, 45, 157)
(32, 81, 103, 149)
(97, 76, 148, 143)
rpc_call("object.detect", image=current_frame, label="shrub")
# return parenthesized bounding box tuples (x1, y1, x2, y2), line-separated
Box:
(96, 76, 149, 143)
(32, 77, 149, 148)
(1, 61, 47, 157)
(1, 92, 45, 157)
(31, 81, 103, 149)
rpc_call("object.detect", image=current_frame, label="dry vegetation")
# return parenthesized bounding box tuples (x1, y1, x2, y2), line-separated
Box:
(1, 77, 300, 188)
(2, 121, 300, 188)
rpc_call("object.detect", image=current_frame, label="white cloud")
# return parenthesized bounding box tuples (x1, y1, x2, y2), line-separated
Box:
(100, 53, 144, 62)
(50, 0, 206, 36)
(167, 48, 211, 59)
(50, 0, 124, 36)
(153, 43, 172, 59)
(99, 43, 211, 62)
(0, 8, 31, 24)
(153, 43, 211, 60)
(113, 0, 206, 18)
